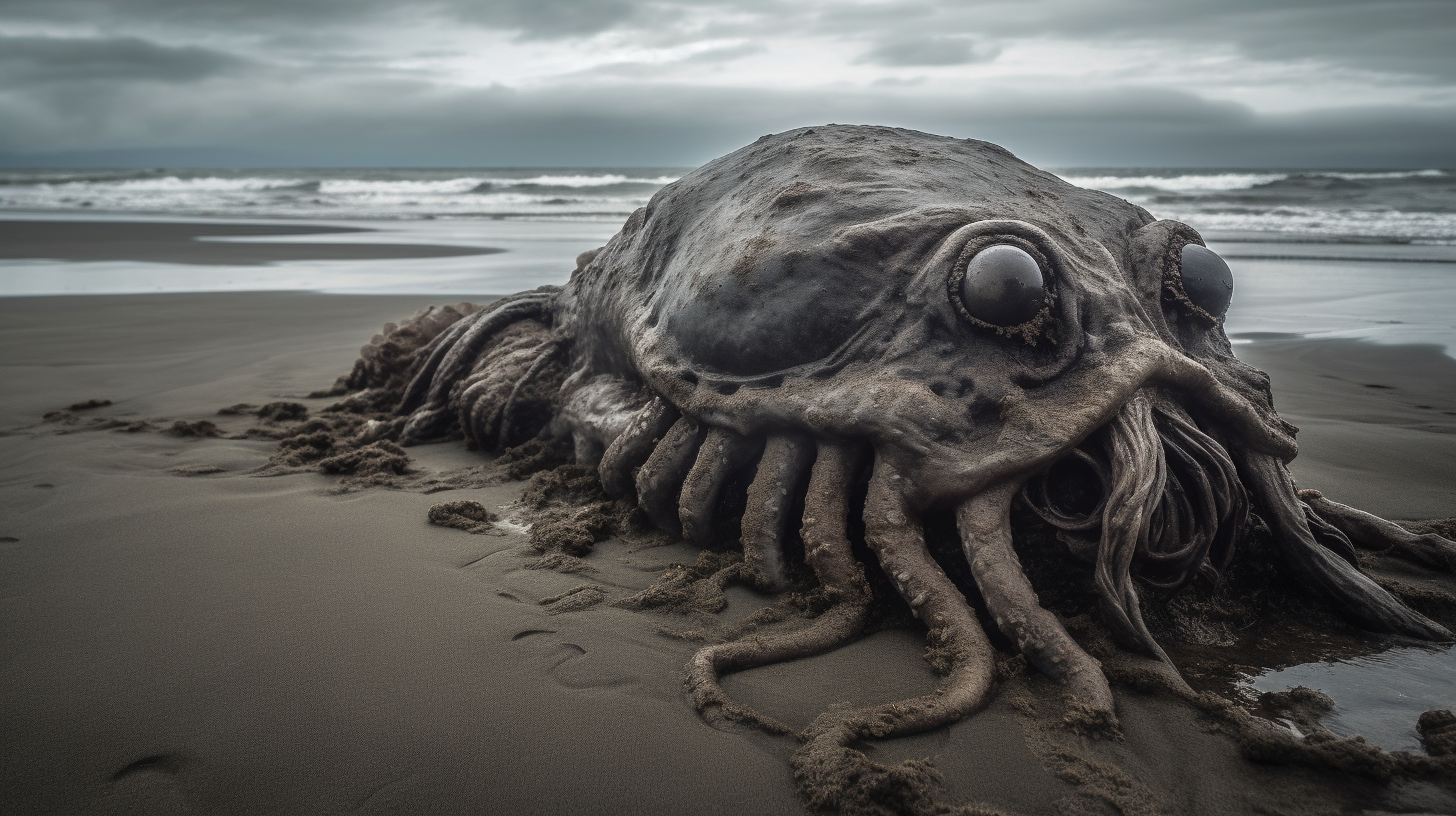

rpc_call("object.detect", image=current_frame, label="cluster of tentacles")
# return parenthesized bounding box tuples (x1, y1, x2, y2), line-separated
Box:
(375, 293, 1456, 805)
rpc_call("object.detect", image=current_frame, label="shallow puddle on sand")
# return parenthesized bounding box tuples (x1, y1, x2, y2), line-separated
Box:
(1238, 645, 1456, 751)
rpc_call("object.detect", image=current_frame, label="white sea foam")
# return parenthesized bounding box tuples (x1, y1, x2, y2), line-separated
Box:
(1160, 208, 1456, 244)
(1064, 169, 1450, 195)
(481, 173, 680, 187)
(1062, 172, 1285, 193)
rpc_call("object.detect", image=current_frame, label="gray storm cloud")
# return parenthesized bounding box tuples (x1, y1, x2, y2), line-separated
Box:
(0, 0, 1453, 166)
(856, 36, 998, 67)
(0, 36, 248, 83)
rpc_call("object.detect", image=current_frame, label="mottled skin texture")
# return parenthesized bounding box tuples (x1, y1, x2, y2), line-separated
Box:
(377, 125, 1456, 812)
(559, 128, 1289, 505)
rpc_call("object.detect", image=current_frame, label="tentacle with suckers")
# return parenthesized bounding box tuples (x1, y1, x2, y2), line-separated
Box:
(685, 441, 873, 730)
(792, 458, 997, 806)
(739, 434, 816, 591)
(635, 416, 706, 535)
(956, 483, 1117, 721)
(678, 427, 762, 544)
(598, 396, 679, 499)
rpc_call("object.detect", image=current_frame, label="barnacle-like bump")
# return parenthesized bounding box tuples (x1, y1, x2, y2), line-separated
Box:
(956, 244, 1046, 327)
(1178, 243, 1234, 319)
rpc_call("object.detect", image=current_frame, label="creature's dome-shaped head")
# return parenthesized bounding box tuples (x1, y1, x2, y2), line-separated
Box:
(569, 125, 1290, 504)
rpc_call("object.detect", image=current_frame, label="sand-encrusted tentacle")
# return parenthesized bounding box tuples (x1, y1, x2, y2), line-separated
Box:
(598, 396, 679, 498)
(460, 376, 503, 447)
(394, 307, 484, 414)
(1300, 489, 1456, 572)
(635, 416, 707, 535)
(452, 330, 558, 449)
(398, 291, 556, 442)
(679, 428, 762, 544)
(956, 483, 1116, 722)
(496, 340, 568, 448)
(740, 434, 815, 590)
(1238, 452, 1452, 641)
(685, 442, 872, 730)
(1096, 394, 1174, 662)
(792, 458, 997, 809)
(799, 442, 872, 605)
(854, 459, 998, 726)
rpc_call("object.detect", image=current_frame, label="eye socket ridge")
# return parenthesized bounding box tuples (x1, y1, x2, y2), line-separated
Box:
(946, 233, 1056, 346)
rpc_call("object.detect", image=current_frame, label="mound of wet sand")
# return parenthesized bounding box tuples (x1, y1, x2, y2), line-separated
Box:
(3, 291, 1456, 815)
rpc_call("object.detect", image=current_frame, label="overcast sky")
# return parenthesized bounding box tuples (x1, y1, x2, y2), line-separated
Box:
(2, 0, 1454, 167)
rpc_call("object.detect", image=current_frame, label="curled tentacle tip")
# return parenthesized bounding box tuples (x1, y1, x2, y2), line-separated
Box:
(1297, 488, 1323, 501)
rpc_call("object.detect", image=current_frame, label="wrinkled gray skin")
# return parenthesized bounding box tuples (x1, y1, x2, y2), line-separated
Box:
(390, 125, 1453, 764)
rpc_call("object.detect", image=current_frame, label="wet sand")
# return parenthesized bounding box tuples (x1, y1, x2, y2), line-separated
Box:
(0, 220, 503, 266)
(2, 292, 1455, 815)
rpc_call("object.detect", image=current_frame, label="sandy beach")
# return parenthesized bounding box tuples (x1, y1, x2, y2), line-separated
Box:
(3, 224, 1456, 815)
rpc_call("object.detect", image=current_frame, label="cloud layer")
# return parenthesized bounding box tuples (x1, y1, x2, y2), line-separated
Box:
(1, 0, 1452, 167)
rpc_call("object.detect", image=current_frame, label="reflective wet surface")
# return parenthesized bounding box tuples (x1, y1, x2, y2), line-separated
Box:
(1240, 645, 1456, 751)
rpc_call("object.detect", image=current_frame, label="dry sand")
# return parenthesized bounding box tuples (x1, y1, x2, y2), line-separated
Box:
(3, 290, 1455, 815)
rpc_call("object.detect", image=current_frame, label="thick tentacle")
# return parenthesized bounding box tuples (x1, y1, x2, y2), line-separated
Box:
(446, 323, 556, 449)
(497, 340, 568, 448)
(794, 458, 997, 796)
(1097, 394, 1173, 662)
(685, 442, 872, 728)
(1238, 452, 1452, 641)
(1300, 502, 1360, 567)
(421, 291, 554, 409)
(1300, 489, 1456, 572)
(398, 292, 555, 441)
(460, 375, 501, 448)
(956, 483, 1116, 721)
(635, 417, 706, 535)
(740, 434, 815, 590)
(395, 307, 483, 414)
(858, 458, 997, 729)
(679, 427, 762, 544)
(597, 396, 678, 499)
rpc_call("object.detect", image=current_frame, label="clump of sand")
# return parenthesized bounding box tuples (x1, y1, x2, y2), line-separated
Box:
(1419, 710, 1456, 757)
(427, 500, 498, 534)
(165, 420, 221, 438)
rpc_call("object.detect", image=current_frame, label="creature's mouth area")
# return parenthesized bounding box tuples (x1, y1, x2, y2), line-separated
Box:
(1017, 389, 1250, 658)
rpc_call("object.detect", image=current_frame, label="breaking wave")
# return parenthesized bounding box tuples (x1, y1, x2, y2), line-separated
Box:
(1, 164, 1454, 241)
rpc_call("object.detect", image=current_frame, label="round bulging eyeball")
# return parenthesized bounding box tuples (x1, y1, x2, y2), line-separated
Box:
(1179, 244, 1234, 318)
(958, 244, 1046, 326)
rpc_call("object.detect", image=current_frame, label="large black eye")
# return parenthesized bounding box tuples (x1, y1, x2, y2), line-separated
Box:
(1179, 244, 1233, 318)
(957, 244, 1046, 326)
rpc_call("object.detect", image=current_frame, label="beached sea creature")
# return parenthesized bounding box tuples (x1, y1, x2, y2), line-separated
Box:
(343, 125, 1455, 807)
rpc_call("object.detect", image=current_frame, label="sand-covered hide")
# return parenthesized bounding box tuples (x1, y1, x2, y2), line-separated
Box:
(4, 292, 1456, 815)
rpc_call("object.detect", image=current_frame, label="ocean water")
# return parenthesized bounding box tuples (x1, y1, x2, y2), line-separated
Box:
(0, 167, 684, 222)
(3, 165, 1456, 244)
(1061, 168, 1456, 245)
